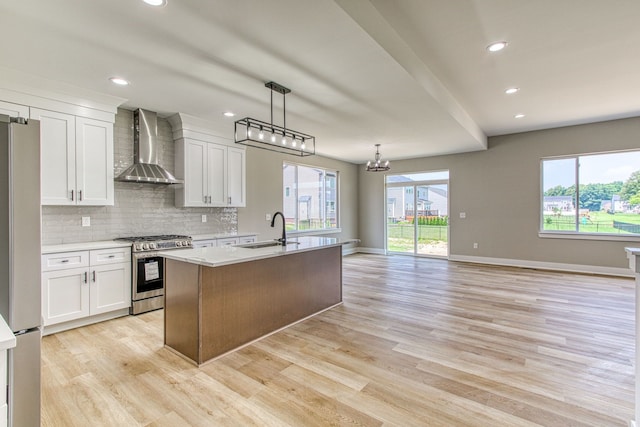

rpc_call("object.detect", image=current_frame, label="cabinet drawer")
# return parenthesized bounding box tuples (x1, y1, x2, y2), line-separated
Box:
(42, 251, 89, 272)
(238, 236, 256, 244)
(90, 247, 131, 266)
(217, 237, 239, 247)
(192, 239, 216, 249)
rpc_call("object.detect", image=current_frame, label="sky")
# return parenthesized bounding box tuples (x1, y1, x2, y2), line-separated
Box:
(543, 151, 640, 191)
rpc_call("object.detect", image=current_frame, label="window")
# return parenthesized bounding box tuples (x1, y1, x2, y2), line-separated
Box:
(541, 150, 640, 236)
(283, 163, 339, 232)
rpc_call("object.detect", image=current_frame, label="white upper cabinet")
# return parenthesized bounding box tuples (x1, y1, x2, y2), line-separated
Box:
(76, 117, 114, 205)
(169, 113, 247, 209)
(227, 146, 246, 207)
(0, 100, 28, 118)
(0, 83, 120, 207)
(32, 108, 114, 206)
(175, 138, 245, 208)
(207, 142, 227, 205)
(31, 109, 75, 205)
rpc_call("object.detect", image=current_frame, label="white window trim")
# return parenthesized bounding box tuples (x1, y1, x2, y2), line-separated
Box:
(283, 162, 340, 233)
(540, 149, 640, 241)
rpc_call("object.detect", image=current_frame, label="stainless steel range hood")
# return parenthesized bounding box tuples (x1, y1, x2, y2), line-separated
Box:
(115, 109, 183, 185)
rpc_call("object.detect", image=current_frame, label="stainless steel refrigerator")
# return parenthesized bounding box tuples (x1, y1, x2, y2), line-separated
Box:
(0, 114, 41, 427)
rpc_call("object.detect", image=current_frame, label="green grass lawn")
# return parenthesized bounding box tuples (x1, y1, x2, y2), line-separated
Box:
(543, 211, 640, 233)
(387, 225, 448, 252)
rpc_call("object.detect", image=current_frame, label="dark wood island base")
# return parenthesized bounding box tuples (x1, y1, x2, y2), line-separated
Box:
(164, 245, 343, 365)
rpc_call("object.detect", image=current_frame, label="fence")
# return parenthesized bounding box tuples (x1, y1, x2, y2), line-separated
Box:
(613, 221, 640, 234)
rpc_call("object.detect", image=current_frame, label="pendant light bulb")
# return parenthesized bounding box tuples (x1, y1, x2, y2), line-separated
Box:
(258, 127, 264, 140)
(271, 132, 276, 143)
(282, 136, 287, 145)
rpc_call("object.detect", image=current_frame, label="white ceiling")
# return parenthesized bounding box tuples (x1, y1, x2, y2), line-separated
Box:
(1, 0, 639, 163)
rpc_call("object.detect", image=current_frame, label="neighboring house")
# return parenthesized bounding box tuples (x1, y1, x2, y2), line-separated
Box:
(600, 195, 629, 212)
(387, 179, 448, 219)
(543, 196, 574, 213)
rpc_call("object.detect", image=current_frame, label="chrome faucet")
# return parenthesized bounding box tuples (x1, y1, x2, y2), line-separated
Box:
(270, 211, 287, 245)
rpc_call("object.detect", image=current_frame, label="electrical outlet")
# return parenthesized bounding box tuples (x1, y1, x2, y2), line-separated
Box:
(473, 242, 478, 249)
(459, 212, 466, 219)
(201, 215, 207, 223)
(265, 213, 271, 221)
(81, 216, 90, 227)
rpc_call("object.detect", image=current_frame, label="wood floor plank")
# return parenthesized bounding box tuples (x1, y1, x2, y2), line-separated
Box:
(41, 254, 635, 426)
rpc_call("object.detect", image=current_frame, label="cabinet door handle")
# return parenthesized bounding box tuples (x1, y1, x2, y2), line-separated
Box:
(208, 195, 212, 204)
(60, 259, 69, 263)
(92, 271, 96, 282)
(84, 272, 88, 283)
(108, 255, 115, 258)
(228, 196, 231, 204)
(203, 195, 207, 204)
(79, 190, 83, 201)
(71, 190, 74, 201)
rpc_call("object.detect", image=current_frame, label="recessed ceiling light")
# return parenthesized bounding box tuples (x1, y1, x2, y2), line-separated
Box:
(109, 77, 129, 86)
(505, 87, 519, 95)
(143, 0, 167, 6)
(223, 112, 235, 117)
(487, 41, 508, 52)
(514, 114, 525, 119)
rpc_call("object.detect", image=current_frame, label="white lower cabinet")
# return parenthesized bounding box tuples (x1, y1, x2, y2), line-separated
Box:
(192, 239, 216, 249)
(238, 235, 257, 245)
(42, 247, 131, 328)
(217, 237, 239, 247)
(192, 235, 256, 248)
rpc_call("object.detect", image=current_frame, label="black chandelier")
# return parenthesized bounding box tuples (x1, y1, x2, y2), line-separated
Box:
(234, 81, 315, 157)
(366, 144, 390, 172)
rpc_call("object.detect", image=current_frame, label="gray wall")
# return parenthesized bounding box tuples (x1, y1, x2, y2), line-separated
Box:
(42, 109, 236, 245)
(238, 149, 359, 242)
(358, 116, 640, 269)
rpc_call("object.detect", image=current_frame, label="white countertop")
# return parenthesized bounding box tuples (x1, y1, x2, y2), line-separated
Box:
(191, 232, 258, 241)
(0, 315, 16, 351)
(160, 236, 357, 268)
(42, 240, 132, 254)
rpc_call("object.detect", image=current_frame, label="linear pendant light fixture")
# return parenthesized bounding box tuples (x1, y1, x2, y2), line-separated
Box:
(366, 144, 390, 172)
(234, 81, 315, 157)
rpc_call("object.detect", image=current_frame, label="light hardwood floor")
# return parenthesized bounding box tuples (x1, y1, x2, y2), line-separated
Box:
(42, 254, 635, 426)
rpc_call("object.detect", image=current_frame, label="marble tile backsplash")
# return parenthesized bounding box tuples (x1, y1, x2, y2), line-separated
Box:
(41, 108, 237, 245)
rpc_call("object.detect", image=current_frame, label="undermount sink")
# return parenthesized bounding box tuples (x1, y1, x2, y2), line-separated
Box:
(238, 241, 300, 249)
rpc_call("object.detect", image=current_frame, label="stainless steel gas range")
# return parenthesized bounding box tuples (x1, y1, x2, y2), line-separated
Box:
(114, 235, 193, 314)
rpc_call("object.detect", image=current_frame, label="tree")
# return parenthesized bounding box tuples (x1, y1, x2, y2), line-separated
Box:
(578, 181, 623, 211)
(621, 170, 640, 205)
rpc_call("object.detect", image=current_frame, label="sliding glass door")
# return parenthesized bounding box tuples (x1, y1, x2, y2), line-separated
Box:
(386, 171, 449, 257)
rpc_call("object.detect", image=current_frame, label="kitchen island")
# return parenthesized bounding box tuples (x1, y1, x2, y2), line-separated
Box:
(160, 236, 353, 365)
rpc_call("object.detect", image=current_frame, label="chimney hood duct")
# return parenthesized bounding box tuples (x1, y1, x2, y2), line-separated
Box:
(115, 109, 183, 185)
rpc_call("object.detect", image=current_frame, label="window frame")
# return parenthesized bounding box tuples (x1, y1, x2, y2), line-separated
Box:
(539, 149, 640, 242)
(283, 161, 340, 236)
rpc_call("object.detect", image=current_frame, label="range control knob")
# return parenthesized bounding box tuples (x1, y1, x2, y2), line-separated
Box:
(142, 243, 149, 250)
(176, 241, 182, 247)
(134, 244, 142, 251)
(185, 240, 191, 246)
(150, 243, 157, 249)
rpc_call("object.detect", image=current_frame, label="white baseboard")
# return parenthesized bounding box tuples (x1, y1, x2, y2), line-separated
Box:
(448, 254, 633, 277)
(342, 247, 358, 255)
(356, 247, 386, 255)
(43, 308, 130, 336)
